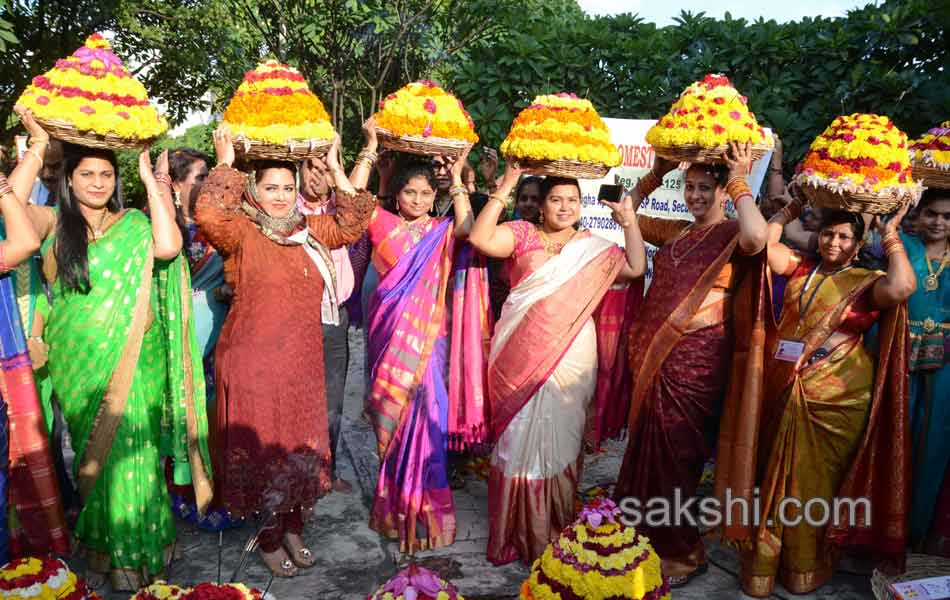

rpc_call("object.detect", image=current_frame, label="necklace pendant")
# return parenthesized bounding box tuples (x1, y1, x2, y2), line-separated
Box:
(925, 274, 939, 292)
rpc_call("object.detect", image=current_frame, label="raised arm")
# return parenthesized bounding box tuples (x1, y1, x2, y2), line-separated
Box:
(724, 141, 768, 255)
(0, 172, 41, 270)
(194, 127, 249, 257)
(467, 161, 522, 258)
(10, 107, 56, 240)
(139, 148, 182, 259)
(620, 155, 690, 246)
(871, 203, 917, 309)
(766, 197, 803, 276)
(349, 117, 379, 191)
(307, 135, 375, 249)
(447, 144, 475, 238)
(601, 187, 646, 281)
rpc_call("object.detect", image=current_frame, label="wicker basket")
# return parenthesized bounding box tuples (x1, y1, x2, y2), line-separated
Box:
(376, 127, 470, 157)
(914, 162, 950, 190)
(797, 179, 916, 215)
(652, 143, 771, 164)
(517, 158, 611, 180)
(37, 117, 153, 150)
(871, 554, 950, 600)
(233, 135, 331, 162)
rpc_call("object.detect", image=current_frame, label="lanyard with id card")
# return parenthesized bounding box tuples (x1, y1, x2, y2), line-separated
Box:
(775, 263, 852, 363)
(774, 339, 805, 362)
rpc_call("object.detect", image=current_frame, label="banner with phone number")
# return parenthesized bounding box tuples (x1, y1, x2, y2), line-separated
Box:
(578, 118, 772, 284)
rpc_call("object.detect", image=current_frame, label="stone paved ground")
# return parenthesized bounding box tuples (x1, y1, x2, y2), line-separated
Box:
(83, 329, 877, 599)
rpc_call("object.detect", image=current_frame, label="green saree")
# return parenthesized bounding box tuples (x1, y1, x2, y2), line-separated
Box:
(44, 209, 212, 580)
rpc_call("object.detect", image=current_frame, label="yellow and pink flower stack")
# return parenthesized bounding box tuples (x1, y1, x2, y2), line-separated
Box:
(373, 81, 478, 155)
(0, 557, 102, 600)
(129, 582, 188, 600)
(16, 33, 167, 145)
(520, 498, 670, 600)
(222, 59, 335, 153)
(646, 74, 771, 159)
(909, 120, 950, 189)
(501, 93, 621, 177)
(794, 113, 923, 212)
(366, 565, 465, 600)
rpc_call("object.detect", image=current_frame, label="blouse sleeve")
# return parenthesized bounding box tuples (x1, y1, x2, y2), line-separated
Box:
(194, 166, 250, 257)
(306, 189, 376, 250)
(500, 219, 536, 257)
(638, 215, 690, 247)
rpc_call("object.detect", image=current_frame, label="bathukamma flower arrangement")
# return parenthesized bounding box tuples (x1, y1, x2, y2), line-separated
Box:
(909, 120, 950, 189)
(373, 80, 478, 157)
(131, 582, 273, 600)
(794, 113, 923, 214)
(500, 92, 621, 179)
(221, 59, 335, 161)
(0, 557, 102, 600)
(16, 33, 167, 149)
(646, 73, 772, 163)
(519, 498, 670, 600)
(366, 564, 465, 600)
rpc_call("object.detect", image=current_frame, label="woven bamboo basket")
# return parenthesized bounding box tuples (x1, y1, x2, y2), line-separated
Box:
(797, 178, 917, 215)
(376, 127, 470, 157)
(871, 554, 950, 600)
(652, 143, 771, 164)
(914, 162, 950, 190)
(233, 135, 331, 162)
(517, 158, 611, 180)
(37, 117, 153, 150)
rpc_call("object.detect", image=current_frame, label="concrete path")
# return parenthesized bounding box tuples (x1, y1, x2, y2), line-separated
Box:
(82, 328, 876, 599)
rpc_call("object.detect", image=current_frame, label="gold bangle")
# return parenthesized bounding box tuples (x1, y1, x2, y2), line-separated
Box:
(489, 194, 512, 208)
(25, 147, 44, 167)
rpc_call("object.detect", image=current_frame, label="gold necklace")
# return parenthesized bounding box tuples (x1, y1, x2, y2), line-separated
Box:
(924, 241, 950, 292)
(669, 220, 722, 266)
(89, 210, 111, 241)
(401, 214, 430, 243)
(537, 227, 577, 255)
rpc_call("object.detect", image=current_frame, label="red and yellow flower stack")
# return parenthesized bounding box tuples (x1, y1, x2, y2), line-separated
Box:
(0, 557, 102, 600)
(129, 582, 188, 600)
(373, 80, 478, 157)
(909, 120, 950, 189)
(500, 93, 621, 179)
(794, 113, 923, 213)
(520, 498, 670, 600)
(646, 74, 772, 162)
(221, 59, 335, 160)
(16, 33, 167, 148)
(130, 582, 271, 600)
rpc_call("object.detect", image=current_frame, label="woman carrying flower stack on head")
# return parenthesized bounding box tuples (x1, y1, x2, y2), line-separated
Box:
(737, 197, 915, 596)
(6, 109, 212, 592)
(612, 142, 770, 586)
(195, 128, 375, 577)
(467, 159, 647, 566)
(349, 118, 489, 556)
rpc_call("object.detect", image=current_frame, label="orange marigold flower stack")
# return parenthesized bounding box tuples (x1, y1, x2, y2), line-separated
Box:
(16, 33, 167, 148)
(520, 499, 670, 600)
(374, 81, 478, 156)
(794, 113, 923, 213)
(500, 93, 620, 179)
(222, 60, 335, 159)
(646, 74, 772, 162)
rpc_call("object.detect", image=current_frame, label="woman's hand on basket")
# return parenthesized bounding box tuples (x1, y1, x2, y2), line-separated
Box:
(447, 144, 473, 186)
(13, 105, 50, 143)
(651, 155, 678, 178)
(361, 116, 379, 151)
(872, 201, 911, 238)
(212, 126, 235, 168)
(724, 141, 753, 180)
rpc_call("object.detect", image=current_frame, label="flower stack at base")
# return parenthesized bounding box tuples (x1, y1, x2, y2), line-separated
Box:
(520, 498, 670, 600)
(16, 33, 167, 149)
(221, 60, 335, 162)
(910, 121, 950, 190)
(794, 113, 923, 214)
(366, 565, 465, 600)
(177, 582, 272, 600)
(646, 73, 772, 163)
(373, 81, 478, 157)
(501, 93, 621, 179)
(0, 557, 102, 600)
(129, 582, 188, 600)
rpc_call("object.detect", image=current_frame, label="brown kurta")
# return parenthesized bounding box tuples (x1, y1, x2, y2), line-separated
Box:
(195, 166, 374, 515)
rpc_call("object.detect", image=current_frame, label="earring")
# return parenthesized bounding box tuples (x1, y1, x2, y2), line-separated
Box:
(173, 190, 182, 208)
(539, 212, 545, 224)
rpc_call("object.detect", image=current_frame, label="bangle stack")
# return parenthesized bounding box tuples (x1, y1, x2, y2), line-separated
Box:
(0, 174, 13, 200)
(725, 176, 753, 206)
(154, 172, 172, 188)
(449, 185, 469, 199)
(882, 232, 905, 257)
(24, 147, 44, 167)
(489, 193, 512, 209)
(355, 149, 378, 170)
(635, 170, 662, 198)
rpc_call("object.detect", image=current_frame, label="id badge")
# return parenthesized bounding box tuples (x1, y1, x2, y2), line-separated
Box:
(774, 339, 805, 362)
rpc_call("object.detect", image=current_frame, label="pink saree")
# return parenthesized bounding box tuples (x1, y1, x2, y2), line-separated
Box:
(486, 221, 625, 565)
